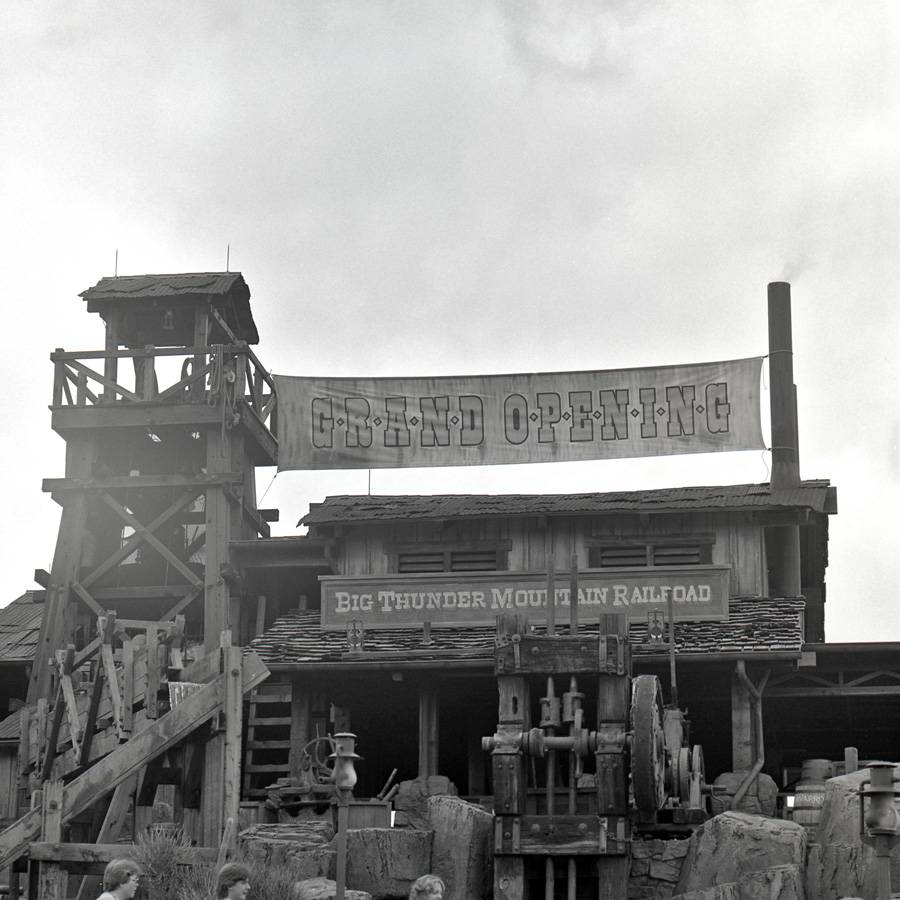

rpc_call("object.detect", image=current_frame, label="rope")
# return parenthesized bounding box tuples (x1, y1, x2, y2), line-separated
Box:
(258, 470, 279, 505)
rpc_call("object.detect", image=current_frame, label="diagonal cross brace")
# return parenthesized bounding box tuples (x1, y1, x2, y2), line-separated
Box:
(81, 491, 201, 590)
(0, 649, 269, 871)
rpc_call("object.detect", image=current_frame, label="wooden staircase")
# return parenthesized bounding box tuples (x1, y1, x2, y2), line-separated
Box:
(0, 626, 268, 890)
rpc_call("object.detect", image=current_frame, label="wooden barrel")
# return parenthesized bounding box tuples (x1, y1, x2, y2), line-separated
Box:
(791, 759, 832, 838)
(801, 758, 833, 781)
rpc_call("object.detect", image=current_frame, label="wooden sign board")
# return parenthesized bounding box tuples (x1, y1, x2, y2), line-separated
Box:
(319, 567, 730, 631)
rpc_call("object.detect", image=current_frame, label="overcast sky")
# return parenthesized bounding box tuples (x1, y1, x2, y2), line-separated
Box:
(3, 2, 898, 640)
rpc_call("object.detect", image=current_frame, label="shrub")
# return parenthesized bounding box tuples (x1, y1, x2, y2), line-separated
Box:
(132, 825, 214, 900)
(129, 823, 308, 900)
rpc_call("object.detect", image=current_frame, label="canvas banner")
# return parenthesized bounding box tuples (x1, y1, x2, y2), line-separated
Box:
(275, 357, 764, 471)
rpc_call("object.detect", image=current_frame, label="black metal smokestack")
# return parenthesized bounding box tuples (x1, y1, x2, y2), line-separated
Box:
(766, 281, 801, 598)
(767, 282, 800, 490)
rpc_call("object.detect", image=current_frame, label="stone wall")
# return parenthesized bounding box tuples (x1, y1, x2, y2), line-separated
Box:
(629, 837, 691, 900)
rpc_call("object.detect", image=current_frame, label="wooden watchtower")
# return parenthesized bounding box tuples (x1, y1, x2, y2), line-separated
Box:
(0, 273, 276, 892)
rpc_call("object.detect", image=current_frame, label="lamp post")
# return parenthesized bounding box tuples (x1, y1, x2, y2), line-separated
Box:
(332, 733, 361, 900)
(859, 762, 900, 900)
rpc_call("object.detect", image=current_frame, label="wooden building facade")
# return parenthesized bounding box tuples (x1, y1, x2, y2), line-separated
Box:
(2, 272, 899, 900)
(241, 481, 858, 800)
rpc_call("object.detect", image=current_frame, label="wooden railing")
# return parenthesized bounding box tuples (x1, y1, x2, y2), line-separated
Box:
(50, 342, 277, 435)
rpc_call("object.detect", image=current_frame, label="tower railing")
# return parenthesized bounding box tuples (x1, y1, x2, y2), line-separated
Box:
(50, 341, 277, 435)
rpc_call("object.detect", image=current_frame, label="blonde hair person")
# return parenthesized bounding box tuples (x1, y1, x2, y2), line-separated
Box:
(408, 873, 445, 899)
(98, 859, 141, 900)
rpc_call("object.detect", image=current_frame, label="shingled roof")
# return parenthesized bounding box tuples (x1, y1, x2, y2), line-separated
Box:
(0, 591, 44, 665)
(250, 597, 806, 668)
(301, 481, 835, 526)
(80, 272, 259, 343)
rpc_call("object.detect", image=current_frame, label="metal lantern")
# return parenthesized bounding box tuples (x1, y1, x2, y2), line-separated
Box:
(330, 732, 362, 791)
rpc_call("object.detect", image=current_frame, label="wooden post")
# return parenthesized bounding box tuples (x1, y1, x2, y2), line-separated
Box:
(103, 310, 118, 402)
(545, 522, 555, 635)
(466, 725, 485, 796)
(73, 776, 138, 900)
(731, 671, 754, 772)
(255, 595, 267, 638)
(493, 673, 528, 900)
(145, 626, 160, 719)
(204, 430, 231, 651)
(38, 780, 65, 900)
(569, 553, 579, 635)
(417, 685, 439, 778)
(767, 282, 802, 598)
(222, 645, 243, 832)
(28, 437, 94, 704)
(202, 636, 227, 847)
(289, 681, 311, 781)
(595, 615, 630, 900)
(191, 307, 209, 402)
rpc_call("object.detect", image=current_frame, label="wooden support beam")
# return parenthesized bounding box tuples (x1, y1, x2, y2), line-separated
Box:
(145, 626, 160, 719)
(100, 639, 124, 740)
(222, 646, 243, 834)
(80, 492, 199, 591)
(70, 582, 105, 618)
(39, 781, 66, 900)
(73, 776, 137, 900)
(43, 473, 241, 493)
(121, 640, 135, 734)
(28, 437, 93, 704)
(41, 688, 65, 783)
(29, 843, 219, 866)
(288, 682, 311, 781)
(99, 492, 204, 589)
(731, 671, 754, 771)
(417, 685, 439, 779)
(58, 671, 83, 760)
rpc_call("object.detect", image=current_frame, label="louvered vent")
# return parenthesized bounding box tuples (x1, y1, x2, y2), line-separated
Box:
(396, 547, 504, 573)
(449, 549, 499, 571)
(592, 545, 648, 568)
(398, 551, 447, 573)
(590, 541, 712, 568)
(653, 544, 704, 566)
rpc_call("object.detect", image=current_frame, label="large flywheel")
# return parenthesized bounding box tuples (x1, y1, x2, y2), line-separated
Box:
(630, 674, 667, 814)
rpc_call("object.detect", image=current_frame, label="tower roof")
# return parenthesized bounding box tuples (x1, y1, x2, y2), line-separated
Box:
(80, 272, 259, 344)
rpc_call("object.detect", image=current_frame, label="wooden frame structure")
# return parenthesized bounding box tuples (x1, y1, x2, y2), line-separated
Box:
(1, 274, 276, 898)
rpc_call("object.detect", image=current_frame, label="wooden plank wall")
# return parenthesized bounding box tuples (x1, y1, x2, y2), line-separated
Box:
(337, 511, 767, 598)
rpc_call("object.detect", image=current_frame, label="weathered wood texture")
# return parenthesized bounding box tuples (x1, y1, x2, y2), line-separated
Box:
(334, 511, 765, 597)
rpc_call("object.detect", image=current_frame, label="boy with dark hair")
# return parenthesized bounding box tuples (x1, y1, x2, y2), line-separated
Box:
(215, 862, 251, 900)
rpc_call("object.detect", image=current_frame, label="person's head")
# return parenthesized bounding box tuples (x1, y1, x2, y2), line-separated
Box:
(409, 874, 445, 900)
(216, 862, 251, 900)
(103, 859, 141, 898)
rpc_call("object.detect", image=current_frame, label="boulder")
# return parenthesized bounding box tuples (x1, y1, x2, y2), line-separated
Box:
(673, 865, 803, 900)
(675, 812, 806, 896)
(425, 795, 493, 900)
(804, 765, 900, 900)
(342, 827, 433, 899)
(710, 772, 778, 817)
(392, 775, 457, 829)
(240, 821, 336, 879)
(672, 887, 739, 900)
(292, 877, 371, 900)
(740, 865, 805, 900)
